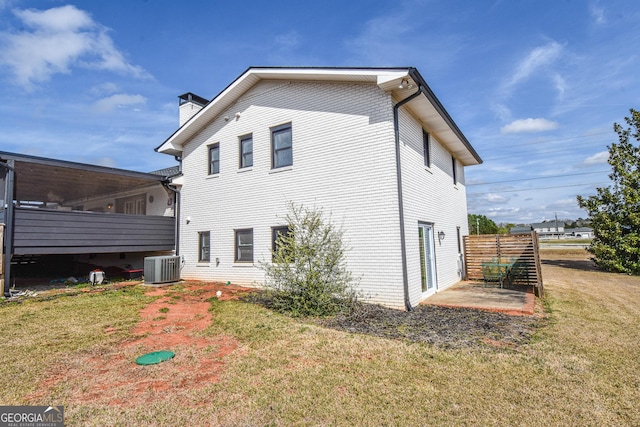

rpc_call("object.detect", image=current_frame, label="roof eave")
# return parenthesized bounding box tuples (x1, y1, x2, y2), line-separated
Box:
(157, 66, 482, 166)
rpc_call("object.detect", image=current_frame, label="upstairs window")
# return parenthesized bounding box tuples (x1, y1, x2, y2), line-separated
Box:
(239, 134, 253, 168)
(452, 155, 457, 184)
(271, 123, 292, 169)
(209, 143, 220, 175)
(423, 130, 431, 167)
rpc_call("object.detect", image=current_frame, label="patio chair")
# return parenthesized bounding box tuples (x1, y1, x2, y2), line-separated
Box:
(482, 262, 504, 288)
(509, 261, 531, 287)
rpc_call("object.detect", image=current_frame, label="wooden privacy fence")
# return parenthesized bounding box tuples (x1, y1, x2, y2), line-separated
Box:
(463, 232, 544, 297)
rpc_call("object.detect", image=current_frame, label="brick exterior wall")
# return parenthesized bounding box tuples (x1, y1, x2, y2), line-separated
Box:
(177, 79, 470, 309)
(397, 108, 469, 305)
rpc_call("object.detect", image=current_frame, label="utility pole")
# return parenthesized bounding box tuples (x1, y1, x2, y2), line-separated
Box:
(476, 218, 480, 235)
(555, 212, 559, 239)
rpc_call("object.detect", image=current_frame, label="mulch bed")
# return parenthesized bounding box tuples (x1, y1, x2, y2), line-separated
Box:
(316, 302, 542, 349)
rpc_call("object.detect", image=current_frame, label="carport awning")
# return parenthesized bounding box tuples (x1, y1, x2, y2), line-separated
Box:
(0, 151, 169, 204)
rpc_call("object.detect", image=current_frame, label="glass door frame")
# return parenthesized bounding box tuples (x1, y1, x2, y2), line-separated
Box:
(418, 222, 438, 297)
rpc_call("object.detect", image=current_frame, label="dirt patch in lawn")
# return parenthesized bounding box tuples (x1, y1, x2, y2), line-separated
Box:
(29, 250, 591, 406)
(27, 282, 251, 408)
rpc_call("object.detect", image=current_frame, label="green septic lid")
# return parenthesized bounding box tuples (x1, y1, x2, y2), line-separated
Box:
(136, 350, 175, 365)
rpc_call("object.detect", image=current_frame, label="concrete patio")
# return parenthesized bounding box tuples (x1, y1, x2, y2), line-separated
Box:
(422, 281, 536, 316)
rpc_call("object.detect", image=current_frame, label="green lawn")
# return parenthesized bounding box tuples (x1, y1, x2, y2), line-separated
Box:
(1, 250, 638, 426)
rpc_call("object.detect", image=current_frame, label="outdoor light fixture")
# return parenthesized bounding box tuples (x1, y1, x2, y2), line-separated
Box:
(438, 231, 446, 241)
(398, 79, 414, 90)
(106, 203, 113, 210)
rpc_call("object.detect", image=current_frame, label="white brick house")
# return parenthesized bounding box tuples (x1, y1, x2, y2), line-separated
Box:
(157, 67, 482, 310)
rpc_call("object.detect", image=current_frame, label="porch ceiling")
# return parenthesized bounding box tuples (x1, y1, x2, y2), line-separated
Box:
(1, 151, 167, 204)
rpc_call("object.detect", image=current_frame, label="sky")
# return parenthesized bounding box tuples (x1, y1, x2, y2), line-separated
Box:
(0, 0, 638, 224)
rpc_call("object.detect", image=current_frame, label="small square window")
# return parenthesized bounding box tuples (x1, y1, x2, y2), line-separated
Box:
(235, 229, 253, 262)
(209, 143, 220, 175)
(271, 124, 292, 169)
(239, 135, 253, 168)
(199, 231, 210, 262)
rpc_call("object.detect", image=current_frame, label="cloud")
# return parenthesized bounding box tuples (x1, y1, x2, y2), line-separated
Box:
(92, 93, 146, 113)
(94, 157, 117, 168)
(589, 3, 606, 25)
(582, 150, 609, 166)
(345, 12, 417, 65)
(490, 103, 512, 122)
(89, 82, 120, 96)
(0, 5, 149, 89)
(485, 193, 509, 203)
(505, 41, 563, 90)
(274, 31, 301, 49)
(552, 73, 566, 99)
(344, 7, 464, 69)
(501, 118, 559, 134)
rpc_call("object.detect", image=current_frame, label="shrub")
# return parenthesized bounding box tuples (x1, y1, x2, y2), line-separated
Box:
(259, 202, 359, 317)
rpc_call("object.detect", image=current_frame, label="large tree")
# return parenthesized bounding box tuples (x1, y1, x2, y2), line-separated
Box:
(467, 214, 498, 235)
(577, 109, 640, 274)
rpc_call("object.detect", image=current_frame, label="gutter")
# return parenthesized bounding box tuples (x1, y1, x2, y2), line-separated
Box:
(407, 68, 482, 164)
(161, 181, 180, 257)
(393, 87, 422, 311)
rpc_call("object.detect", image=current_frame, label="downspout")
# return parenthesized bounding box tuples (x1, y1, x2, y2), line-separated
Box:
(1, 160, 15, 297)
(393, 88, 422, 311)
(162, 179, 180, 257)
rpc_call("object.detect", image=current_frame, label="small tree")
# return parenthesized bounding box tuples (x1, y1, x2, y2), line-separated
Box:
(577, 109, 640, 274)
(260, 202, 358, 317)
(467, 214, 499, 235)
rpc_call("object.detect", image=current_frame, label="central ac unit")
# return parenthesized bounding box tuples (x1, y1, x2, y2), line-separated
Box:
(144, 255, 181, 284)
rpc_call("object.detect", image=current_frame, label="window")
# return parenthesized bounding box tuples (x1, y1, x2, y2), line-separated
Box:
(235, 229, 253, 262)
(199, 231, 210, 262)
(239, 134, 253, 168)
(423, 130, 431, 167)
(271, 123, 292, 168)
(116, 193, 146, 215)
(272, 225, 292, 261)
(452, 156, 457, 184)
(209, 143, 220, 175)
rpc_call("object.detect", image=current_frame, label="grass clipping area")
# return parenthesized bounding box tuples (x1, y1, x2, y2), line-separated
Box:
(1, 249, 639, 426)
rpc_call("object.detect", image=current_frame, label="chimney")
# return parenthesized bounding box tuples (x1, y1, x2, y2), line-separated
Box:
(178, 92, 209, 126)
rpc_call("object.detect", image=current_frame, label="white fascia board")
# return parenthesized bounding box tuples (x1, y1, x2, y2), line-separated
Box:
(376, 71, 410, 86)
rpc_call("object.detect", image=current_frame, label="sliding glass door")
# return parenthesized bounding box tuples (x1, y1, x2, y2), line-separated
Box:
(418, 223, 437, 294)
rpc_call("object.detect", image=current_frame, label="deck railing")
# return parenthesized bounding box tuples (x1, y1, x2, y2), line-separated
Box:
(12, 207, 175, 254)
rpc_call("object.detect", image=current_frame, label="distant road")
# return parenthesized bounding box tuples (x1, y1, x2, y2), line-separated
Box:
(540, 243, 590, 250)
